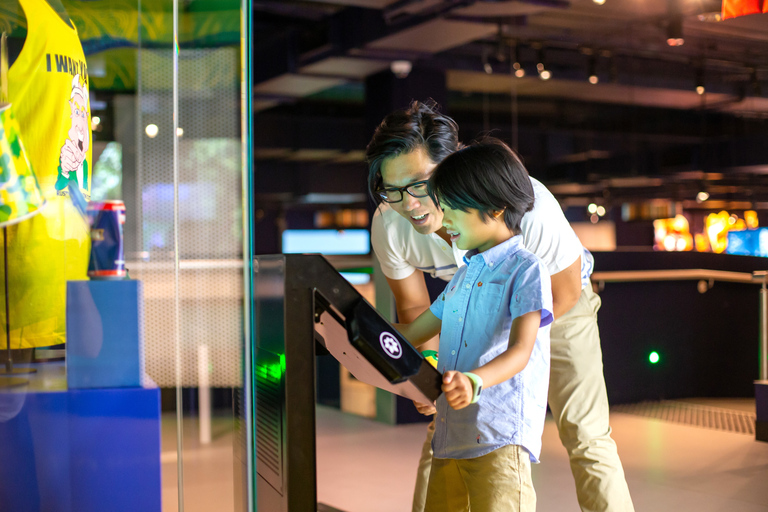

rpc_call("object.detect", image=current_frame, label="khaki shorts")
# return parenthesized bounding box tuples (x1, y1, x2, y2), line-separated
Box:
(424, 444, 536, 512)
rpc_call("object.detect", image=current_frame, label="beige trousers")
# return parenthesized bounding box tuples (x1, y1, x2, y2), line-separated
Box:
(412, 286, 634, 512)
(425, 444, 536, 512)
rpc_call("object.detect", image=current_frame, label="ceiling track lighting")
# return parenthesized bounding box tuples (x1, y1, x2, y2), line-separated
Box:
(666, 0, 684, 46)
(588, 54, 598, 84)
(666, 16, 684, 46)
(482, 46, 492, 75)
(512, 43, 525, 78)
(695, 67, 705, 95)
(536, 46, 550, 80)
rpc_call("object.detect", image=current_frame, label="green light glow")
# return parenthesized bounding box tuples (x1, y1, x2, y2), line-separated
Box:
(649, 351, 660, 364)
(256, 359, 284, 381)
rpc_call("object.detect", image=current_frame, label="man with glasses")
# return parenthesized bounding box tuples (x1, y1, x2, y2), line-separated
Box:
(367, 101, 634, 512)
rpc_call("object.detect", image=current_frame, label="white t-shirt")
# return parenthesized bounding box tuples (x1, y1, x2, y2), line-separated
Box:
(371, 177, 594, 288)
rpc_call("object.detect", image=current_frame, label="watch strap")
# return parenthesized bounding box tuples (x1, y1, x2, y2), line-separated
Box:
(462, 372, 483, 404)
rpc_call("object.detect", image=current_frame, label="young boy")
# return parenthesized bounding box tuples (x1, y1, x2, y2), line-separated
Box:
(394, 139, 553, 512)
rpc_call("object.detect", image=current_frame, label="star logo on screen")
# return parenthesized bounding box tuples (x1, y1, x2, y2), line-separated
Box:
(379, 332, 403, 359)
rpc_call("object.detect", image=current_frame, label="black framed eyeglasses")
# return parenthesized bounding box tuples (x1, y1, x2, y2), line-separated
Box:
(376, 180, 430, 203)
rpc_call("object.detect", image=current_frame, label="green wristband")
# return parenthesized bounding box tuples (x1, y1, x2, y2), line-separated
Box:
(462, 372, 484, 404)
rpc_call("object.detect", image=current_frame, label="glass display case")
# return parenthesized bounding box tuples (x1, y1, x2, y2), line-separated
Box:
(0, 0, 251, 510)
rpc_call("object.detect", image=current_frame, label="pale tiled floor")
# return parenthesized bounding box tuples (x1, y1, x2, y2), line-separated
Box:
(162, 401, 768, 512)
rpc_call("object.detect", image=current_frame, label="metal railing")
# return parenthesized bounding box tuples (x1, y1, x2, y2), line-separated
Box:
(591, 268, 768, 381)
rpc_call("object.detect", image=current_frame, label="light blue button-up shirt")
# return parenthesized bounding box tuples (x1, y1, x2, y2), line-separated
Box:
(429, 235, 553, 462)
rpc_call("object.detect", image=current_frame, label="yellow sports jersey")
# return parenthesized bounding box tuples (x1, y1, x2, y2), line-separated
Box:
(3, 0, 91, 349)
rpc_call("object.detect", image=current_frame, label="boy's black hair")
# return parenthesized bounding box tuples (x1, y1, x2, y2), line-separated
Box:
(428, 138, 535, 233)
(365, 100, 460, 205)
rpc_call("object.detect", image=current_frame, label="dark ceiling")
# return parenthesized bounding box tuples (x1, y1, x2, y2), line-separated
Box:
(251, 0, 768, 211)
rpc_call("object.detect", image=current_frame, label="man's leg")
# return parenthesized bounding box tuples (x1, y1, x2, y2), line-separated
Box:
(548, 286, 634, 512)
(412, 420, 434, 512)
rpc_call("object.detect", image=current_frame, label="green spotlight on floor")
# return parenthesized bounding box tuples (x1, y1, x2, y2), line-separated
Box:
(649, 351, 660, 364)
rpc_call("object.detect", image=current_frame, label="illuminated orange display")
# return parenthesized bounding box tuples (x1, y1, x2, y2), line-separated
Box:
(653, 215, 693, 252)
(654, 211, 758, 253)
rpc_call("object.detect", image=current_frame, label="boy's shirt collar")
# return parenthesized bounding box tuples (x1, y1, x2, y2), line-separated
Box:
(461, 234, 524, 269)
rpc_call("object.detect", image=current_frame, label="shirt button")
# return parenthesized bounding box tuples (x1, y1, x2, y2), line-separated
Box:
(441, 418, 446, 423)
(458, 317, 463, 322)
(451, 350, 456, 355)
(465, 284, 471, 289)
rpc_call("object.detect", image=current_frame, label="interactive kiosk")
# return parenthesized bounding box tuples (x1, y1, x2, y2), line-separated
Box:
(250, 254, 442, 512)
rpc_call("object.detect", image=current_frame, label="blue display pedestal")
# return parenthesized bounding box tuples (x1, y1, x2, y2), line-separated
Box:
(0, 378, 162, 512)
(66, 280, 145, 389)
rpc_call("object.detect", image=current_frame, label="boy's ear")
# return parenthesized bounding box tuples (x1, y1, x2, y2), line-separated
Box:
(493, 208, 506, 218)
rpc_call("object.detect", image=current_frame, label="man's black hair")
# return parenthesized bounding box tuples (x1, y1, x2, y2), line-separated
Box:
(365, 100, 460, 204)
(428, 138, 535, 234)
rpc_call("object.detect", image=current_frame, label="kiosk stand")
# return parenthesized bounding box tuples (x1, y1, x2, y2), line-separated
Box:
(247, 254, 441, 512)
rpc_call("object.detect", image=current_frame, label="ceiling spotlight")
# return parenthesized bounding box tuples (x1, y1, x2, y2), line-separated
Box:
(390, 60, 412, 79)
(587, 203, 598, 214)
(588, 54, 598, 84)
(512, 44, 525, 78)
(596, 205, 606, 216)
(666, 15, 684, 46)
(537, 47, 550, 80)
(482, 46, 493, 75)
(695, 67, 705, 95)
(696, 191, 709, 203)
(697, 12, 721, 22)
(593, 0, 606, 4)
(145, 123, 159, 138)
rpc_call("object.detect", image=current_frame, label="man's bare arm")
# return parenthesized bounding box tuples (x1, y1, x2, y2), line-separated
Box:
(551, 256, 582, 320)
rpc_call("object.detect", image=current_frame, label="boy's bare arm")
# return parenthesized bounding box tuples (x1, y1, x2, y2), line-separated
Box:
(385, 271, 441, 352)
(442, 310, 541, 410)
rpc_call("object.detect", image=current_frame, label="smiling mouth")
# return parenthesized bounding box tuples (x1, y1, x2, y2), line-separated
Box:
(411, 213, 428, 223)
(447, 230, 460, 242)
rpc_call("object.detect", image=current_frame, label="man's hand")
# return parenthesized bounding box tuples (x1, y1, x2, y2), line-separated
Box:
(442, 371, 473, 410)
(413, 401, 436, 415)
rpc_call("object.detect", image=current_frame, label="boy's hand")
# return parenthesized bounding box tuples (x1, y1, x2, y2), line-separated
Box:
(442, 371, 472, 410)
(413, 401, 436, 415)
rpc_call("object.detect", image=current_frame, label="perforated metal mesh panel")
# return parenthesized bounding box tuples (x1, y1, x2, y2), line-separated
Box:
(132, 47, 243, 387)
(612, 401, 756, 435)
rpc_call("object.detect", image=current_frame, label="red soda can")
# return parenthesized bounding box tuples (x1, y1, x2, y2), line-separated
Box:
(87, 200, 126, 279)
